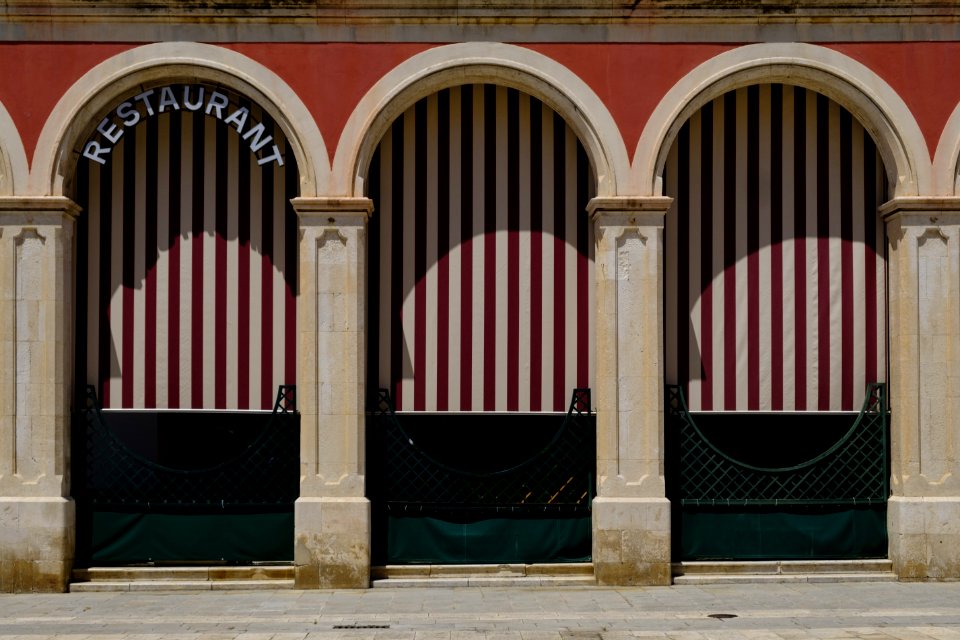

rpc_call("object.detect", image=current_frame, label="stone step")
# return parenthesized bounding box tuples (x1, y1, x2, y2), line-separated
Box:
(69, 565, 295, 592)
(371, 563, 596, 587)
(672, 559, 897, 585)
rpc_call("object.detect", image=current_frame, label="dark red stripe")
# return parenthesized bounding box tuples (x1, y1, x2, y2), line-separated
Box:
(676, 121, 690, 403)
(529, 99, 543, 412)
(699, 101, 714, 411)
(191, 110, 205, 409)
(167, 108, 181, 408)
(436, 89, 451, 411)
(864, 136, 879, 385)
(144, 116, 158, 408)
(747, 86, 760, 411)
(237, 106, 251, 409)
(260, 121, 275, 410)
(817, 94, 831, 412)
(483, 85, 497, 412)
(121, 129, 136, 408)
(214, 120, 229, 409)
(723, 92, 737, 411)
(553, 111, 567, 412)
(507, 89, 520, 411)
(770, 85, 784, 411)
(390, 117, 405, 409)
(459, 86, 474, 411)
(414, 99, 428, 412)
(840, 110, 854, 410)
(793, 87, 808, 411)
(576, 140, 590, 389)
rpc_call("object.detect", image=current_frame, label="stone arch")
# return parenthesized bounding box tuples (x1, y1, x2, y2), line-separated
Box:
(0, 99, 30, 196)
(932, 100, 960, 195)
(29, 41, 329, 198)
(633, 42, 930, 199)
(331, 42, 630, 198)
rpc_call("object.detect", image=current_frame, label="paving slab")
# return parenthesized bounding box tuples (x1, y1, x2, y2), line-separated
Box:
(1, 582, 960, 639)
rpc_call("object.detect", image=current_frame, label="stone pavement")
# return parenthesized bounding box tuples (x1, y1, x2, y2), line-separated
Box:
(1, 582, 959, 639)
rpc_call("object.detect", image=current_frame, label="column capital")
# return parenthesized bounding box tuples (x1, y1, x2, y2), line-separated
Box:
(291, 196, 373, 223)
(587, 196, 673, 226)
(0, 196, 81, 219)
(880, 197, 960, 223)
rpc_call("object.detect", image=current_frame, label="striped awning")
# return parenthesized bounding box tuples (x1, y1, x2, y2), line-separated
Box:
(367, 84, 596, 413)
(665, 84, 886, 413)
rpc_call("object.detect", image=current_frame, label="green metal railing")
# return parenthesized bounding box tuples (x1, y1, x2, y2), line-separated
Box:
(667, 383, 889, 506)
(72, 385, 299, 510)
(367, 388, 596, 515)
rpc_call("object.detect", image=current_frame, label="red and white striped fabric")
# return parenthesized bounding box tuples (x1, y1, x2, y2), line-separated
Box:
(664, 84, 886, 413)
(367, 84, 595, 413)
(75, 91, 298, 411)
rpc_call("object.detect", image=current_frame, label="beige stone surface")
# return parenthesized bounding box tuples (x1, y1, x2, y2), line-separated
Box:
(883, 201, 960, 499)
(0, 496, 74, 592)
(588, 197, 672, 587)
(294, 497, 370, 589)
(292, 198, 373, 589)
(0, 199, 78, 593)
(592, 497, 671, 586)
(889, 496, 960, 580)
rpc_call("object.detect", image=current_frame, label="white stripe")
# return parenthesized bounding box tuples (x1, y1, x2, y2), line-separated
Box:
(471, 85, 485, 411)
(425, 93, 440, 411)
(226, 121, 240, 409)
(518, 92, 532, 412)
(540, 103, 555, 411)
(447, 87, 463, 410)
(687, 111, 703, 410)
(781, 86, 796, 411)
(828, 101, 843, 410)
(664, 134, 678, 388)
(711, 96, 726, 411)
(133, 123, 147, 408)
(155, 114, 171, 408)
(202, 117, 218, 409)
(248, 133, 264, 407)
(109, 138, 125, 408)
(875, 154, 887, 384)
(401, 109, 417, 409)
(178, 113, 193, 408)
(757, 85, 773, 411)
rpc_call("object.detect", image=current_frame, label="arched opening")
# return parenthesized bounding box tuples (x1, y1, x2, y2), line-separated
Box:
(70, 81, 301, 565)
(364, 83, 597, 565)
(663, 83, 889, 560)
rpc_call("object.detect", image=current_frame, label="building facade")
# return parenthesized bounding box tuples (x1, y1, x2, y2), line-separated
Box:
(2, 0, 960, 591)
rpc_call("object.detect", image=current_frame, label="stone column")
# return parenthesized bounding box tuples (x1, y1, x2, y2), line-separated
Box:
(883, 197, 960, 580)
(588, 196, 673, 586)
(291, 197, 372, 589)
(0, 197, 78, 592)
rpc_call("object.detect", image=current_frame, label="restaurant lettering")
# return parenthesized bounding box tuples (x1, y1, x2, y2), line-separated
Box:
(83, 84, 284, 167)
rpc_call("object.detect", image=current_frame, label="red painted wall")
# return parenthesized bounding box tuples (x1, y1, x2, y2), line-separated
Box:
(0, 42, 958, 170)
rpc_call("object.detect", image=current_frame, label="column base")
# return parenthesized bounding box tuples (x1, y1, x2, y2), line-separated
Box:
(889, 496, 960, 580)
(294, 496, 370, 589)
(592, 496, 671, 586)
(0, 497, 74, 593)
